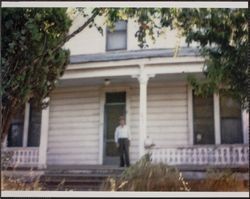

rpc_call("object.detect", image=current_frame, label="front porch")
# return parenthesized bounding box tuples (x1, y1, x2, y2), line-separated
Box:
(2, 144, 249, 169)
(2, 53, 249, 171)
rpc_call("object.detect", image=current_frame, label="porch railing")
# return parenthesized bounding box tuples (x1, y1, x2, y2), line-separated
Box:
(150, 144, 249, 166)
(2, 147, 39, 167)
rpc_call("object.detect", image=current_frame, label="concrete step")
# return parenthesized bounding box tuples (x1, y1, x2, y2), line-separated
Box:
(41, 184, 101, 191)
(45, 169, 124, 175)
(39, 167, 122, 191)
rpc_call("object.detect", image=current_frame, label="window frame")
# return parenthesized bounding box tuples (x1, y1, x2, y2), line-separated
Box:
(192, 91, 215, 145)
(5, 102, 42, 148)
(219, 94, 243, 144)
(189, 88, 246, 145)
(105, 20, 128, 51)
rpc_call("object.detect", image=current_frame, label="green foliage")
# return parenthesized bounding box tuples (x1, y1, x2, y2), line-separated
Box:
(85, 8, 248, 109)
(1, 8, 72, 140)
(2, 8, 72, 108)
(174, 8, 248, 109)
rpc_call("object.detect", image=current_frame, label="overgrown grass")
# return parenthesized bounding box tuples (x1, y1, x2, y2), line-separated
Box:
(101, 154, 190, 191)
(188, 169, 249, 191)
(101, 154, 249, 192)
(1, 174, 42, 191)
(1, 152, 248, 191)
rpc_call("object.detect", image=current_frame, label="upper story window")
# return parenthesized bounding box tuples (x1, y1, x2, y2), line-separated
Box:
(106, 20, 127, 51)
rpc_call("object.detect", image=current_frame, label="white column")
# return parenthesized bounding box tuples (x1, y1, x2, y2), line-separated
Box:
(242, 109, 249, 144)
(133, 65, 155, 158)
(213, 93, 221, 145)
(99, 89, 105, 164)
(139, 73, 148, 158)
(187, 85, 194, 145)
(38, 98, 50, 169)
(22, 102, 30, 147)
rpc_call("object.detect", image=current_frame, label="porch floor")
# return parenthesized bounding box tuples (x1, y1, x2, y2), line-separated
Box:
(46, 164, 249, 171)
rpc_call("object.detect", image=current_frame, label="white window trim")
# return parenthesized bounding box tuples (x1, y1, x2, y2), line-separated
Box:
(99, 85, 131, 165)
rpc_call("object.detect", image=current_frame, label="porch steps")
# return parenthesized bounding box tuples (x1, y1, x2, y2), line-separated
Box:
(39, 166, 125, 191)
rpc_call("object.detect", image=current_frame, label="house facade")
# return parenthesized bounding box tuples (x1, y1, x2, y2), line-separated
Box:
(3, 14, 249, 169)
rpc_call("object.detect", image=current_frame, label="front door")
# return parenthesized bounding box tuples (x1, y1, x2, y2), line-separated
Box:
(103, 92, 126, 165)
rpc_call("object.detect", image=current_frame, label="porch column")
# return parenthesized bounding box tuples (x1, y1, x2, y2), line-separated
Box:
(22, 102, 30, 147)
(213, 93, 221, 144)
(242, 109, 249, 144)
(38, 98, 50, 169)
(133, 65, 155, 158)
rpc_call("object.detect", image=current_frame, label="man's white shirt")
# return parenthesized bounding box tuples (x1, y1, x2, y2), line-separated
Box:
(114, 125, 131, 144)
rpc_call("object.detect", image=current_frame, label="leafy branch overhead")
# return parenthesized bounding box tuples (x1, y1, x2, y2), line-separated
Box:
(1, 8, 248, 142)
(76, 8, 248, 108)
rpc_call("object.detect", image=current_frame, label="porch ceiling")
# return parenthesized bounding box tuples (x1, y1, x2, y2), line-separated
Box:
(57, 75, 138, 87)
(57, 72, 204, 87)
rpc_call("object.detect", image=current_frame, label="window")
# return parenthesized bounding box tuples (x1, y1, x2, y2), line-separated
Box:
(7, 107, 25, 147)
(28, 101, 42, 147)
(220, 95, 243, 144)
(7, 101, 42, 147)
(106, 92, 126, 104)
(193, 93, 215, 144)
(106, 21, 127, 51)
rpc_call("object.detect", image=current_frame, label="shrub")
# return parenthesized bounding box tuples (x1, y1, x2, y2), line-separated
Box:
(101, 154, 190, 191)
(188, 168, 249, 191)
(1, 174, 42, 191)
(1, 150, 14, 170)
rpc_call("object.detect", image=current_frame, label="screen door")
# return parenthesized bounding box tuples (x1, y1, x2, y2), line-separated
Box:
(103, 92, 126, 165)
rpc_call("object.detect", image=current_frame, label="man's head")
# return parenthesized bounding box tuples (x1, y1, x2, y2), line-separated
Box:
(119, 116, 126, 126)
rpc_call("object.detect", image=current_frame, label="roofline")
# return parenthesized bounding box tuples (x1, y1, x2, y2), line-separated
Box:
(69, 47, 201, 65)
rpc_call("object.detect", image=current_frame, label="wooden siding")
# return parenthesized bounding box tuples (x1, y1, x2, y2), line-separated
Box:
(147, 82, 188, 147)
(130, 81, 189, 150)
(47, 86, 100, 165)
(47, 82, 189, 165)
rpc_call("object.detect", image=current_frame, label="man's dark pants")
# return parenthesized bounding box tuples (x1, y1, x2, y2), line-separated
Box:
(118, 138, 130, 167)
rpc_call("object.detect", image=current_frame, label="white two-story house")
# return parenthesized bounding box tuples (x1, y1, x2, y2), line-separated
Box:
(3, 11, 249, 170)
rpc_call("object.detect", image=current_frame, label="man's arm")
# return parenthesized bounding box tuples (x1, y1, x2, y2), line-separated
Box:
(114, 127, 119, 147)
(127, 126, 131, 146)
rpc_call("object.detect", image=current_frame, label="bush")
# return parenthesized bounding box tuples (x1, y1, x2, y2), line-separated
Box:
(1, 150, 14, 170)
(101, 154, 190, 191)
(1, 174, 42, 191)
(189, 168, 249, 191)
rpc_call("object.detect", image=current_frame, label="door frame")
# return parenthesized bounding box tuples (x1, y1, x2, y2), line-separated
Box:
(98, 85, 131, 165)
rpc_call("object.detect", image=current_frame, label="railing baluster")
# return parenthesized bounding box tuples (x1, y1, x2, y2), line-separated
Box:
(3, 147, 39, 167)
(150, 145, 248, 167)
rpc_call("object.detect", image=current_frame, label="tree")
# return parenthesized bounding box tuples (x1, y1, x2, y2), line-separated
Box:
(174, 8, 248, 109)
(104, 8, 248, 108)
(1, 8, 102, 142)
(2, 7, 248, 143)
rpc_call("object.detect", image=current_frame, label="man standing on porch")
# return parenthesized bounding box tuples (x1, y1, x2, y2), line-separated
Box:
(114, 116, 131, 167)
